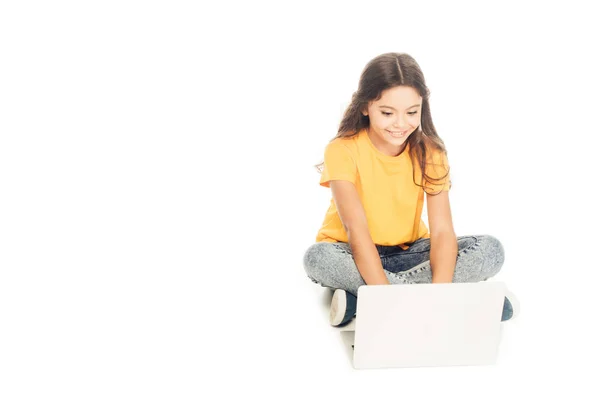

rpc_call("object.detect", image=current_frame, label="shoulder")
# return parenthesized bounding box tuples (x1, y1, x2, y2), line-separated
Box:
(424, 144, 449, 166)
(329, 135, 359, 148)
(325, 136, 359, 157)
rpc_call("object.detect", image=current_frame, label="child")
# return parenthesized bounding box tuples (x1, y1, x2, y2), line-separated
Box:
(302, 52, 519, 327)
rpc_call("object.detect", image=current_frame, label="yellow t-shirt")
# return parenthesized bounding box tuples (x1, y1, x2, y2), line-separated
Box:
(315, 128, 451, 249)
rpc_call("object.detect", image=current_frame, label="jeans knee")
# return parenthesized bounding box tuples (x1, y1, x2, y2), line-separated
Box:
(479, 235, 505, 278)
(302, 242, 332, 281)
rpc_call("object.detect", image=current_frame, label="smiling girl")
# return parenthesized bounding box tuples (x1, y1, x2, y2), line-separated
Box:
(303, 52, 519, 327)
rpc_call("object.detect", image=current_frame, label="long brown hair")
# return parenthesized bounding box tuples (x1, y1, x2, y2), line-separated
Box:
(314, 52, 451, 195)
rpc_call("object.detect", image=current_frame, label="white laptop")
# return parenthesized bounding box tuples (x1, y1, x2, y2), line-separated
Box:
(343, 281, 506, 369)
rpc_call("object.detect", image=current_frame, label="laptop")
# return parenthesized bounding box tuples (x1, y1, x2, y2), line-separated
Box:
(342, 281, 506, 369)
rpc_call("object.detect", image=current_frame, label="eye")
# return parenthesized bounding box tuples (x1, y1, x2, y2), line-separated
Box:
(381, 111, 418, 116)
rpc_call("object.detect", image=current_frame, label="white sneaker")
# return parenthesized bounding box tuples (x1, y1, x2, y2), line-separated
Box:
(329, 289, 357, 327)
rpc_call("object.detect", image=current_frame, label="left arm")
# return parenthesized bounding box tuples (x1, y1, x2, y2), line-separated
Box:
(426, 190, 458, 283)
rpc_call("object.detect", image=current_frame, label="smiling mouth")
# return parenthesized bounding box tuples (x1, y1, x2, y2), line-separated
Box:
(387, 130, 408, 138)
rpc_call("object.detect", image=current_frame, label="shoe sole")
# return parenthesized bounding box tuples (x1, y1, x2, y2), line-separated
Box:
(330, 289, 346, 326)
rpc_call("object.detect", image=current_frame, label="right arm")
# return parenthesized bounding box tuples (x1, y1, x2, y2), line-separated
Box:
(330, 180, 390, 285)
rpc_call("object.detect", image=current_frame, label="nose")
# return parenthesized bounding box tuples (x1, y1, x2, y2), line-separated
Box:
(393, 115, 409, 129)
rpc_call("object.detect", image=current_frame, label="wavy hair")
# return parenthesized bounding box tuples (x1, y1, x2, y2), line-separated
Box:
(314, 52, 451, 195)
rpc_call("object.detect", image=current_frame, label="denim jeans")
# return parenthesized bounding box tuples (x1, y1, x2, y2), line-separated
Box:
(303, 235, 505, 297)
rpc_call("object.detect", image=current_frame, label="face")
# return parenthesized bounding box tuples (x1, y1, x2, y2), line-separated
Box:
(362, 85, 423, 157)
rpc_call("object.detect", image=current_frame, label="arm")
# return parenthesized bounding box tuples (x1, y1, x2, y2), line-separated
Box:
(430, 231, 458, 283)
(426, 190, 458, 283)
(331, 180, 390, 285)
(347, 227, 390, 285)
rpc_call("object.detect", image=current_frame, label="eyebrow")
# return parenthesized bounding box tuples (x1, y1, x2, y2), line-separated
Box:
(379, 104, 421, 110)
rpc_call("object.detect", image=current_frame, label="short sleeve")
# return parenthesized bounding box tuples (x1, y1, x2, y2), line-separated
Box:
(423, 149, 451, 193)
(319, 141, 357, 187)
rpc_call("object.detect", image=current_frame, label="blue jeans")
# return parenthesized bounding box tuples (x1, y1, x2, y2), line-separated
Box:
(303, 235, 505, 297)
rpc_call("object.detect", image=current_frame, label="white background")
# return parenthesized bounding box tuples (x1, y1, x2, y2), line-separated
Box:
(1, 1, 599, 398)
